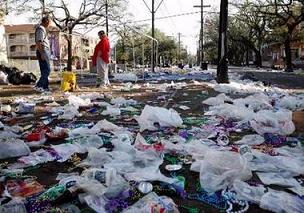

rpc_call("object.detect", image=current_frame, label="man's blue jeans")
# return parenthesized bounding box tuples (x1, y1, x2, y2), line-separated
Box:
(36, 50, 51, 89)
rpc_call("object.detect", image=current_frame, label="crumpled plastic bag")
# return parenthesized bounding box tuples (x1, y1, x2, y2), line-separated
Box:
(233, 180, 266, 204)
(277, 95, 304, 111)
(256, 172, 301, 188)
(101, 106, 121, 117)
(260, 190, 304, 213)
(68, 95, 91, 108)
(248, 151, 304, 176)
(0, 198, 27, 213)
(234, 134, 265, 145)
(0, 139, 31, 159)
(234, 93, 272, 111)
(111, 97, 137, 106)
(123, 192, 180, 213)
(250, 109, 295, 135)
(84, 195, 107, 213)
(136, 105, 183, 132)
(205, 103, 255, 122)
(0, 71, 8, 85)
(202, 93, 232, 106)
(199, 150, 252, 194)
(59, 105, 79, 120)
(78, 147, 112, 168)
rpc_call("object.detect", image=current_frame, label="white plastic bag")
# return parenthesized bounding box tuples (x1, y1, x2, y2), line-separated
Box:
(0, 71, 8, 85)
(199, 150, 252, 194)
(260, 190, 304, 213)
(250, 109, 295, 135)
(68, 95, 91, 108)
(202, 93, 232, 106)
(136, 105, 183, 132)
(101, 106, 121, 117)
(233, 180, 266, 204)
(234, 134, 264, 145)
(0, 139, 31, 159)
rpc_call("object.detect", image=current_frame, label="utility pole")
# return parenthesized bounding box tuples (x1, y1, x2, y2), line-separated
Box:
(194, 1, 210, 70)
(217, 0, 229, 83)
(40, 0, 45, 17)
(105, 0, 109, 35)
(152, 0, 155, 71)
(178, 32, 181, 61)
(142, 0, 165, 72)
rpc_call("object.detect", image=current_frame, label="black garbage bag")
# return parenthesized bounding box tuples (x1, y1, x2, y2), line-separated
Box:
(0, 65, 37, 85)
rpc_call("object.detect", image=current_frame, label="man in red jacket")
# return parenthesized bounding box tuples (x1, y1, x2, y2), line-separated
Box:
(92, 30, 110, 87)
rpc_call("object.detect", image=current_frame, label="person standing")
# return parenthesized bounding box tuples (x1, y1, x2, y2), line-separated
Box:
(92, 30, 110, 87)
(34, 16, 51, 92)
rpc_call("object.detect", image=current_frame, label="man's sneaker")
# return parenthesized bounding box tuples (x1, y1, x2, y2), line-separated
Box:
(33, 86, 44, 92)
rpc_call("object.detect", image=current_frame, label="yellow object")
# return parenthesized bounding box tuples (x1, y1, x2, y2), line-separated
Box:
(61, 72, 76, 92)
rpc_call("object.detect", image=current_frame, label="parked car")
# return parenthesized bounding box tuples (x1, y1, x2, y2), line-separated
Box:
(292, 57, 304, 69)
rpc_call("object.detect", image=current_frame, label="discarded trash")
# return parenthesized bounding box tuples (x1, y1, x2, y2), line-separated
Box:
(136, 105, 183, 131)
(137, 182, 153, 194)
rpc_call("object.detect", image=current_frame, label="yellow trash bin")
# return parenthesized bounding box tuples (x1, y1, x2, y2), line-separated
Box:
(61, 72, 76, 92)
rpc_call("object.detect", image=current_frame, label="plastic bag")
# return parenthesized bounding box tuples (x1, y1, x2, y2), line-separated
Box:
(83, 195, 107, 213)
(0, 71, 8, 85)
(78, 147, 112, 167)
(18, 149, 55, 166)
(123, 192, 179, 213)
(205, 103, 255, 122)
(0, 198, 27, 213)
(278, 95, 304, 111)
(256, 172, 301, 188)
(250, 109, 295, 135)
(136, 105, 183, 132)
(101, 106, 121, 117)
(59, 105, 79, 120)
(260, 190, 304, 213)
(0, 139, 31, 159)
(202, 93, 232, 106)
(68, 95, 91, 108)
(233, 180, 266, 204)
(234, 93, 272, 111)
(111, 97, 137, 106)
(199, 150, 252, 194)
(234, 134, 265, 145)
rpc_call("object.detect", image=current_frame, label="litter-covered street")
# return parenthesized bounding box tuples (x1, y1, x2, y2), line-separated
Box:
(1, 68, 304, 213)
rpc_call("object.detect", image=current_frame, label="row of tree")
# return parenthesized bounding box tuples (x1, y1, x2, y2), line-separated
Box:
(3, 0, 191, 69)
(204, 0, 304, 71)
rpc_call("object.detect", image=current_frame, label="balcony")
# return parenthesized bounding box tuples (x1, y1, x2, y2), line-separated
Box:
(8, 38, 28, 44)
(10, 51, 29, 57)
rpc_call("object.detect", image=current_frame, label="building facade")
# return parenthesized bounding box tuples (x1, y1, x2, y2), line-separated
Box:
(4, 24, 98, 70)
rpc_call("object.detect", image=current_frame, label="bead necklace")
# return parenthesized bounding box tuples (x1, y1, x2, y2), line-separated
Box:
(221, 189, 249, 213)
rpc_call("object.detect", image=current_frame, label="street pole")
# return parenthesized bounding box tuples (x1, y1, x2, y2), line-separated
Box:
(151, 0, 155, 72)
(217, 0, 229, 83)
(105, 0, 109, 35)
(194, 1, 210, 70)
(178, 32, 181, 61)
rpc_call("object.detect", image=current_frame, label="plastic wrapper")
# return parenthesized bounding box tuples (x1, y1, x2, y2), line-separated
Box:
(123, 192, 179, 213)
(260, 190, 304, 213)
(250, 109, 295, 135)
(136, 105, 183, 132)
(234, 134, 265, 145)
(68, 95, 91, 108)
(101, 106, 121, 117)
(233, 180, 266, 204)
(199, 150, 252, 194)
(0, 198, 27, 213)
(0, 139, 31, 159)
(205, 103, 255, 122)
(202, 93, 232, 106)
(256, 172, 301, 188)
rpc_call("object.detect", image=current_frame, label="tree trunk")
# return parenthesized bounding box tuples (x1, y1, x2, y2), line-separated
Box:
(254, 49, 262, 68)
(217, 0, 229, 83)
(246, 47, 249, 66)
(67, 29, 73, 71)
(284, 35, 293, 72)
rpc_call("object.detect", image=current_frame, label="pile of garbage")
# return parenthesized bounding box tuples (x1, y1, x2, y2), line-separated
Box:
(0, 65, 37, 85)
(0, 70, 304, 213)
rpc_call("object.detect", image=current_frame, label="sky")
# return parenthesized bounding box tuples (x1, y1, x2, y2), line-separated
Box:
(4, 0, 221, 54)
